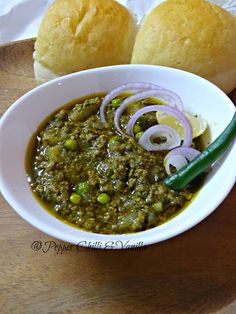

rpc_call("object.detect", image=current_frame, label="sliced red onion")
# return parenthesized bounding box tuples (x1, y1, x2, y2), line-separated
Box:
(166, 147, 201, 160)
(164, 147, 201, 175)
(100, 82, 164, 124)
(126, 105, 192, 147)
(114, 89, 184, 136)
(165, 155, 188, 175)
(138, 125, 181, 151)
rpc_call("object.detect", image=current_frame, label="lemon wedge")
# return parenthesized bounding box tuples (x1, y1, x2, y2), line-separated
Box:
(156, 112, 207, 139)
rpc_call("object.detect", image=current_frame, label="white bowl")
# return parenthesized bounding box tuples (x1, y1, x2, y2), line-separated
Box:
(0, 65, 235, 249)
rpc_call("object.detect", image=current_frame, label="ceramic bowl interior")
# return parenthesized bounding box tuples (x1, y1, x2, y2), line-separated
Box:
(0, 65, 235, 248)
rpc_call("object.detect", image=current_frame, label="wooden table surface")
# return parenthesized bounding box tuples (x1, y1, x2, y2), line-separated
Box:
(0, 39, 236, 314)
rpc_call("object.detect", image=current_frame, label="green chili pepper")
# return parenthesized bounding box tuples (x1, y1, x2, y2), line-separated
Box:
(164, 112, 236, 191)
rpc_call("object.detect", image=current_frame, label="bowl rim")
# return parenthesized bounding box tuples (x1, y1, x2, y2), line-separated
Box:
(0, 64, 235, 249)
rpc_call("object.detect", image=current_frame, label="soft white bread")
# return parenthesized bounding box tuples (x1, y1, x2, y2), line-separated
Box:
(34, 0, 136, 83)
(131, 0, 236, 93)
(33, 52, 60, 83)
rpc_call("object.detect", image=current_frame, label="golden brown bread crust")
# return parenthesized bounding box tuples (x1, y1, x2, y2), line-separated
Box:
(34, 0, 135, 77)
(131, 0, 236, 93)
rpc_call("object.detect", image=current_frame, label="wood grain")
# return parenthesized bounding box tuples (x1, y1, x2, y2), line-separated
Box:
(0, 39, 236, 314)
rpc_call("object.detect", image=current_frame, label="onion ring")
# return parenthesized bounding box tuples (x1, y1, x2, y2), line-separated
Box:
(100, 82, 164, 124)
(126, 105, 192, 147)
(114, 89, 184, 135)
(164, 147, 201, 174)
(138, 125, 181, 151)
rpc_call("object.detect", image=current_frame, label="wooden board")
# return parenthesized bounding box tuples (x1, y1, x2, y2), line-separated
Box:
(0, 39, 236, 314)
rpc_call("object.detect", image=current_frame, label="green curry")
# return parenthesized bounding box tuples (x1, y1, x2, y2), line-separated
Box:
(26, 94, 204, 234)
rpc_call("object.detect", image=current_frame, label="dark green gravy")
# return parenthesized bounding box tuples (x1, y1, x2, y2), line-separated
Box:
(26, 94, 206, 234)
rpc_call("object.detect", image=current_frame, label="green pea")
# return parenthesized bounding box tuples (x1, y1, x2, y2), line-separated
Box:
(76, 182, 90, 196)
(111, 99, 122, 108)
(97, 193, 111, 204)
(64, 138, 77, 150)
(70, 193, 81, 204)
(133, 124, 142, 134)
(108, 136, 119, 146)
(135, 131, 144, 140)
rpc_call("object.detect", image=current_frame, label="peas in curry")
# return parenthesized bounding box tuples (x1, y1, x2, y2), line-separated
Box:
(26, 90, 205, 234)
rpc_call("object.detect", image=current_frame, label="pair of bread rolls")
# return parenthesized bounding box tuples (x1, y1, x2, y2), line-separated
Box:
(34, 0, 236, 93)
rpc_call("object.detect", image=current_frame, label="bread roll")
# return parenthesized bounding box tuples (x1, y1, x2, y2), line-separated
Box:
(131, 0, 236, 94)
(34, 0, 136, 83)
